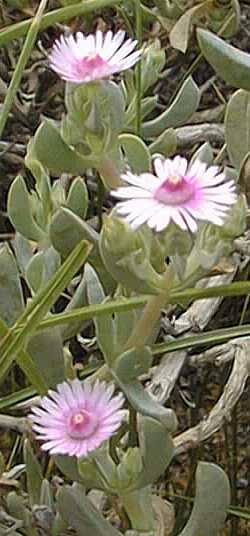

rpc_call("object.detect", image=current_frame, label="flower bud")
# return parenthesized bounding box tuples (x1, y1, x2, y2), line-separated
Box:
(62, 81, 125, 161)
(100, 214, 169, 294)
(110, 448, 143, 492)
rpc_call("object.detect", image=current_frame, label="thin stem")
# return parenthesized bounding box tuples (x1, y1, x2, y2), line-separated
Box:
(0, 0, 49, 139)
(214, 142, 227, 165)
(125, 265, 175, 350)
(0, 242, 90, 383)
(5, 279, 250, 336)
(135, 0, 142, 136)
(0, 414, 29, 434)
(0, 0, 122, 47)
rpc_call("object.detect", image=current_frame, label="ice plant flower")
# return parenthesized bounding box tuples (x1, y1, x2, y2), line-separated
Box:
(111, 156, 237, 233)
(49, 30, 141, 84)
(29, 379, 125, 458)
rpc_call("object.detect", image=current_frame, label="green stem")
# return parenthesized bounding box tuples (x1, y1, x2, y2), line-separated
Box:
(6, 279, 250, 335)
(0, 320, 47, 394)
(135, 0, 142, 136)
(2, 315, 250, 410)
(0, 0, 48, 139)
(125, 265, 174, 349)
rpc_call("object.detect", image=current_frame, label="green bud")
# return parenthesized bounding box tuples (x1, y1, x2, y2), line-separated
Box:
(158, 222, 193, 257)
(114, 448, 143, 492)
(62, 81, 125, 161)
(78, 458, 105, 490)
(179, 219, 236, 289)
(114, 347, 153, 383)
(78, 446, 117, 491)
(141, 40, 165, 93)
(100, 214, 168, 294)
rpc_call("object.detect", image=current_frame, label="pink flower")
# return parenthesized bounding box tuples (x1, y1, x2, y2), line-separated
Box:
(49, 30, 141, 84)
(29, 379, 125, 458)
(111, 156, 237, 233)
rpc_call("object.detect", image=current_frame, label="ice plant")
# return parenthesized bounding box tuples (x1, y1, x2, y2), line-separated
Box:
(111, 156, 237, 233)
(29, 379, 125, 458)
(49, 30, 141, 84)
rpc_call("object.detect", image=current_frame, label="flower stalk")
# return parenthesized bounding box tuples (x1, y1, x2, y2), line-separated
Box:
(125, 263, 173, 350)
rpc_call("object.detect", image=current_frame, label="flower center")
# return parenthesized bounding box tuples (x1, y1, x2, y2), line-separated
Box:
(68, 409, 98, 439)
(76, 54, 109, 79)
(154, 174, 195, 206)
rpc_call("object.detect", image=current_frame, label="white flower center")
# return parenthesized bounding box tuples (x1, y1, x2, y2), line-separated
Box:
(154, 175, 195, 206)
(68, 409, 98, 439)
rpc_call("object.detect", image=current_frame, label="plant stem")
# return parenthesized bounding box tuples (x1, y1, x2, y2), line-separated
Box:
(0, 0, 49, 139)
(135, 0, 142, 136)
(125, 264, 173, 349)
(2, 279, 250, 338)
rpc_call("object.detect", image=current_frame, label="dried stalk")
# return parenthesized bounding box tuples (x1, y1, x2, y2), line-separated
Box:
(175, 123, 224, 148)
(0, 414, 30, 434)
(174, 338, 250, 455)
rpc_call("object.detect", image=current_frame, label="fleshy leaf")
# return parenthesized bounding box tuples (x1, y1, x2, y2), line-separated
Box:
(31, 120, 93, 175)
(23, 440, 43, 507)
(197, 28, 250, 91)
(57, 484, 122, 536)
(136, 416, 174, 488)
(225, 89, 250, 169)
(149, 128, 177, 156)
(190, 142, 214, 166)
(113, 347, 153, 383)
(170, 4, 204, 53)
(27, 328, 65, 389)
(0, 243, 24, 326)
(119, 134, 151, 173)
(178, 462, 230, 536)
(142, 77, 200, 137)
(113, 350, 177, 432)
(26, 247, 61, 293)
(50, 207, 99, 257)
(39, 479, 54, 510)
(66, 177, 89, 220)
(8, 176, 46, 243)
(50, 207, 114, 292)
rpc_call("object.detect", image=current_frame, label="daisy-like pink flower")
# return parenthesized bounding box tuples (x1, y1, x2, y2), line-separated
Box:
(49, 30, 141, 84)
(111, 156, 237, 233)
(29, 379, 125, 458)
